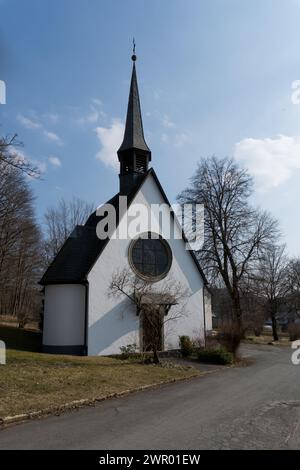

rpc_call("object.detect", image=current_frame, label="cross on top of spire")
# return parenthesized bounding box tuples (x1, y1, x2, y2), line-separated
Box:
(132, 38, 136, 61)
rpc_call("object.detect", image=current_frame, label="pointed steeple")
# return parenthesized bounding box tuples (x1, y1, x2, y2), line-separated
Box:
(118, 61, 150, 154)
(118, 48, 151, 194)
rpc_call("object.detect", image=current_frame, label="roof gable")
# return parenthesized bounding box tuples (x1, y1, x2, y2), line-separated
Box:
(40, 169, 207, 286)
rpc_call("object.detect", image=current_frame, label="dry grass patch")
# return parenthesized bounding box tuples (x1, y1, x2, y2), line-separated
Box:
(0, 350, 199, 418)
(244, 332, 291, 347)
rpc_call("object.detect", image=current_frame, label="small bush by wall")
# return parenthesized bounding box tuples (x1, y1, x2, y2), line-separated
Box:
(197, 347, 233, 365)
(119, 343, 138, 359)
(179, 335, 194, 357)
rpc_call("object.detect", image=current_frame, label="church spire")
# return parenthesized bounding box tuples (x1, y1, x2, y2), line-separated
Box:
(118, 47, 151, 194)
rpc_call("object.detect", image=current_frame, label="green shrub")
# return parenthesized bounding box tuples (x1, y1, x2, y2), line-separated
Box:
(117, 345, 154, 363)
(197, 347, 233, 365)
(288, 323, 300, 341)
(179, 335, 194, 357)
(119, 343, 137, 359)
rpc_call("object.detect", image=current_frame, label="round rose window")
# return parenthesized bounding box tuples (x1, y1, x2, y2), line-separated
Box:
(129, 233, 172, 281)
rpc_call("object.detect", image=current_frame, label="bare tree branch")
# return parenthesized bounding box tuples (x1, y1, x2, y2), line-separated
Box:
(109, 268, 189, 363)
(0, 134, 40, 178)
(43, 197, 94, 266)
(178, 156, 280, 324)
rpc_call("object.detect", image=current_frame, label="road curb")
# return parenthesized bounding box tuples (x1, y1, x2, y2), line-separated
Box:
(0, 371, 206, 428)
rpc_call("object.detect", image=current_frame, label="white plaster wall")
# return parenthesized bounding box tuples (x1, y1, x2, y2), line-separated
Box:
(43, 284, 86, 346)
(87, 173, 205, 355)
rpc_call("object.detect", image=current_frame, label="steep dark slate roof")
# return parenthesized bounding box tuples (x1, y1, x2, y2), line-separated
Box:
(40, 198, 112, 285)
(118, 63, 150, 154)
(40, 169, 208, 286)
(39, 182, 142, 285)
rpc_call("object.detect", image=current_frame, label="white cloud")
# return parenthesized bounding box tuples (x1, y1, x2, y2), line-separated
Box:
(161, 133, 169, 144)
(95, 119, 124, 170)
(10, 147, 47, 175)
(153, 89, 162, 101)
(48, 156, 62, 167)
(77, 110, 98, 125)
(234, 134, 300, 190)
(77, 99, 106, 126)
(87, 108, 101, 124)
(44, 113, 59, 123)
(162, 114, 176, 128)
(17, 112, 63, 146)
(36, 160, 47, 174)
(91, 98, 103, 107)
(9, 146, 26, 164)
(174, 132, 189, 147)
(17, 114, 41, 129)
(43, 130, 63, 146)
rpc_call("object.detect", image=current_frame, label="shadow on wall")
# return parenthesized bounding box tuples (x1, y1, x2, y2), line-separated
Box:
(88, 298, 139, 355)
(171, 239, 202, 294)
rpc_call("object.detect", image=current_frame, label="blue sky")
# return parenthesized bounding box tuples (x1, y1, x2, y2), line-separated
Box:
(1, 0, 300, 255)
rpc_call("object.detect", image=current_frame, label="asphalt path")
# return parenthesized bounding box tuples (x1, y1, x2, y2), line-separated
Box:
(0, 344, 299, 449)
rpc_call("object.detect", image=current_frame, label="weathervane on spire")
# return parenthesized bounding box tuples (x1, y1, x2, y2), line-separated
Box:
(132, 38, 137, 62)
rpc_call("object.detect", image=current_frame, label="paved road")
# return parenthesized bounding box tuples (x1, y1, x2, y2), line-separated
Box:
(0, 344, 299, 449)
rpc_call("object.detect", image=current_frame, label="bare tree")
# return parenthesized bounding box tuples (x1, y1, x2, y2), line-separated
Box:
(0, 160, 42, 324)
(250, 244, 290, 341)
(240, 290, 267, 337)
(286, 257, 300, 321)
(0, 134, 40, 178)
(211, 286, 266, 336)
(290, 258, 300, 288)
(109, 268, 189, 363)
(178, 156, 279, 327)
(43, 197, 94, 265)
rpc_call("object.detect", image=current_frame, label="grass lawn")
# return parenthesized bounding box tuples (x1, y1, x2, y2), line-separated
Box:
(0, 350, 199, 419)
(244, 330, 291, 347)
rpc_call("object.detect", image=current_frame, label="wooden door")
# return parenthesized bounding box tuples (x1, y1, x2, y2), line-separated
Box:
(141, 308, 163, 352)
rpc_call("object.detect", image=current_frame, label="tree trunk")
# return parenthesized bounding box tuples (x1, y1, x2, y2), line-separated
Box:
(152, 346, 160, 364)
(271, 313, 279, 341)
(231, 288, 243, 328)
